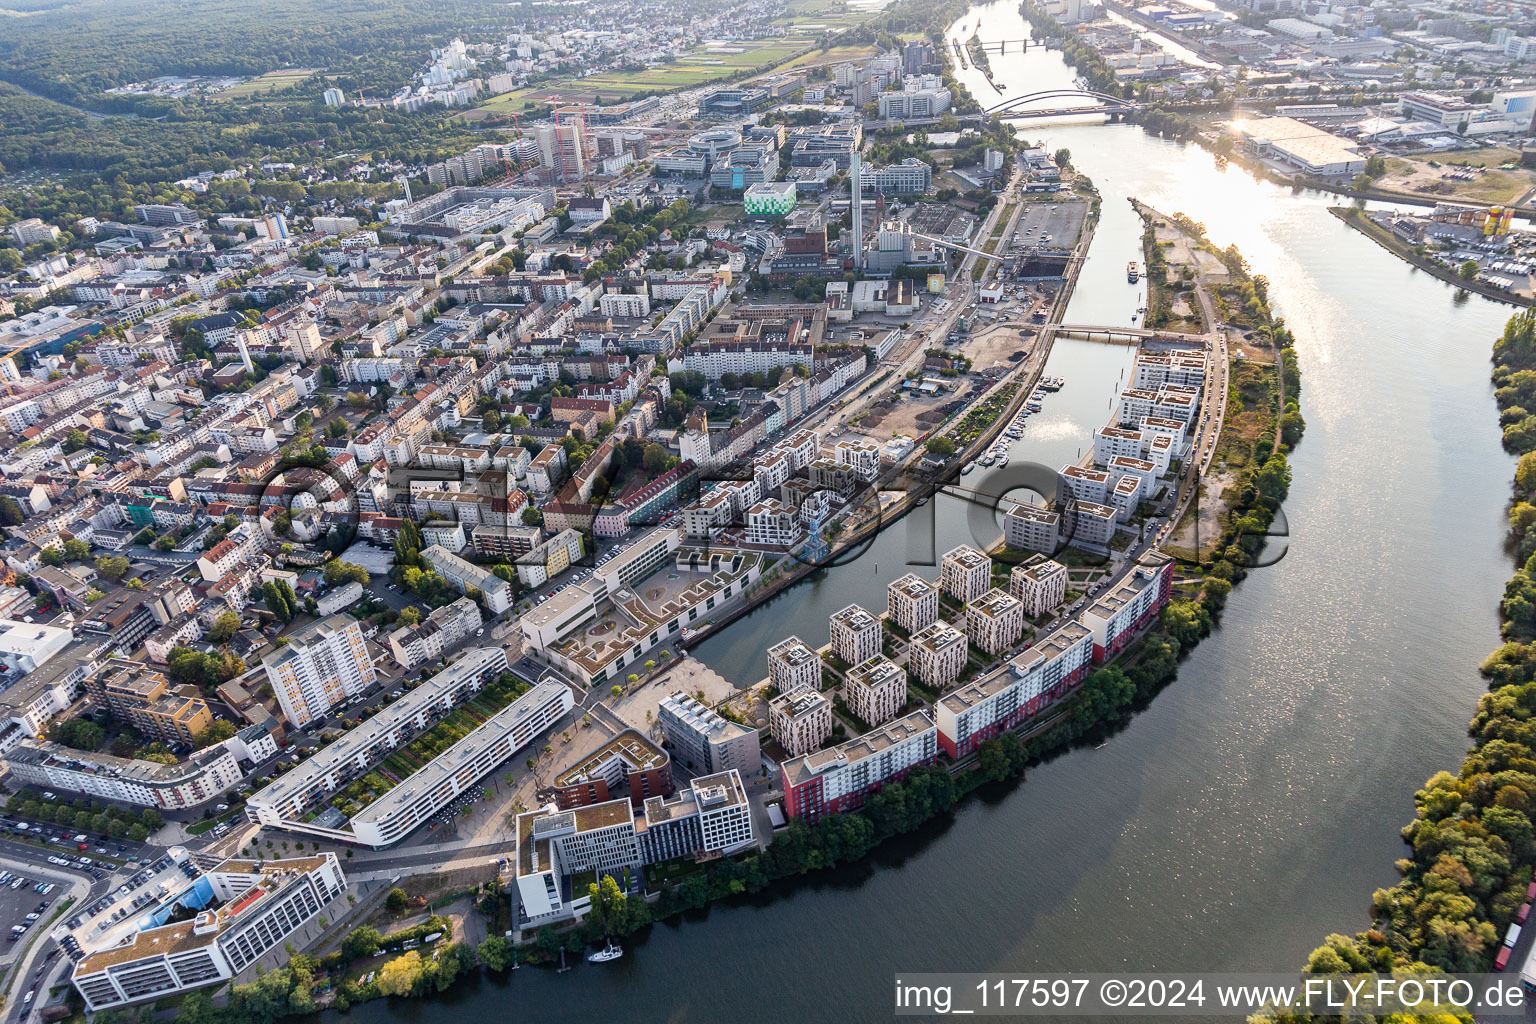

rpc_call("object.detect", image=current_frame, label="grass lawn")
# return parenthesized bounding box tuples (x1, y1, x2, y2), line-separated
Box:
(471, 37, 819, 115)
(778, 44, 882, 71)
(216, 68, 323, 99)
(774, 0, 873, 32)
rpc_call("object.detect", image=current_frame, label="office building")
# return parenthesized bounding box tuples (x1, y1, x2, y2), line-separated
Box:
(71, 855, 348, 1012)
(515, 800, 642, 925)
(0, 619, 71, 674)
(657, 692, 761, 777)
(639, 770, 756, 863)
(744, 181, 797, 216)
(261, 615, 376, 728)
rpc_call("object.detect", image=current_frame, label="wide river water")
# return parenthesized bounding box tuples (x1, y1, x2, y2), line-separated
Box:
(346, 3, 1519, 1021)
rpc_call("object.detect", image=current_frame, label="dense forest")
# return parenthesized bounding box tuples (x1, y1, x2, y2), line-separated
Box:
(0, 0, 564, 187)
(0, 0, 529, 111)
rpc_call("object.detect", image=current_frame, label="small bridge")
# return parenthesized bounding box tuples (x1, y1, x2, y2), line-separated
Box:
(970, 38, 1032, 53)
(986, 88, 1137, 117)
(1051, 324, 1209, 344)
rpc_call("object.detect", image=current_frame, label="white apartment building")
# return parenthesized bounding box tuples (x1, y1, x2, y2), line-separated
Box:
(832, 439, 881, 482)
(1066, 501, 1120, 549)
(1080, 552, 1172, 662)
(261, 614, 376, 728)
(966, 588, 1025, 657)
(599, 292, 651, 318)
(770, 689, 833, 756)
(1003, 501, 1060, 554)
(1134, 351, 1206, 389)
(1010, 560, 1068, 617)
(909, 619, 967, 690)
(886, 573, 939, 634)
(1110, 473, 1143, 522)
(940, 545, 991, 605)
(386, 595, 482, 669)
(1092, 425, 1144, 466)
(421, 543, 514, 613)
(767, 636, 821, 695)
(844, 655, 906, 728)
(1058, 464, 1111, 505)
(829, 603, 881, 666)
(743, 498, 798, 547)
(6, 740, 243, 811)
(71, 855, 348, 1012)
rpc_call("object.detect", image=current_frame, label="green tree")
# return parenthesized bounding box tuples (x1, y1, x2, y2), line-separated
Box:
(341, 925, 382, 960)
(208, 610, 241, 642)
(926, 435, 955, 457)
(586, 874, 628, 939)
(385, 887, 408, 913)
(1460, 260, 1480, 281)
(93, 555, 130, 581)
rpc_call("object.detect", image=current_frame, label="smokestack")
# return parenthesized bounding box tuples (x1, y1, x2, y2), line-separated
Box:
(851, 152, 864, 272)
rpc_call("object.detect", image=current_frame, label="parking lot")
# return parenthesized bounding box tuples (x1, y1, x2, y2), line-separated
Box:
(0, 872, 59, 949)
(1013, 200, 1088, 250)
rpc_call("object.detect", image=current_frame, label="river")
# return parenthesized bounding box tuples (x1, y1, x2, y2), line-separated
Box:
(345, 3, 1518, 1022)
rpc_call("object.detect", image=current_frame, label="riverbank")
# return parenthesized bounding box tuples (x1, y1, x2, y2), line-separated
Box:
(1266, 309, 1536, 1012)
(1326, 205, 1532, 308)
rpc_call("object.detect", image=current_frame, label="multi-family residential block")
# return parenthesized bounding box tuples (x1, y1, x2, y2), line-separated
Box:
(843, 655, 906, 728)
(965, 588, 1026, 657)
(886, 572, 939, 633)
(829, 603, 881, 666)
(1010, 560, 1068, 617)
(767, 636, 821, 695)
(770, 688, 833, 756)
(908, 619, 967, 690)
(940, 545, 991, 605)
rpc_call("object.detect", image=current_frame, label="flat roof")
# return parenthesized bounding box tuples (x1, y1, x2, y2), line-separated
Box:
(249, 648, 508, 811)
(783, 711, 934, 785)
(354, 678, 570, 827)
(554, 729, 667, 788)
